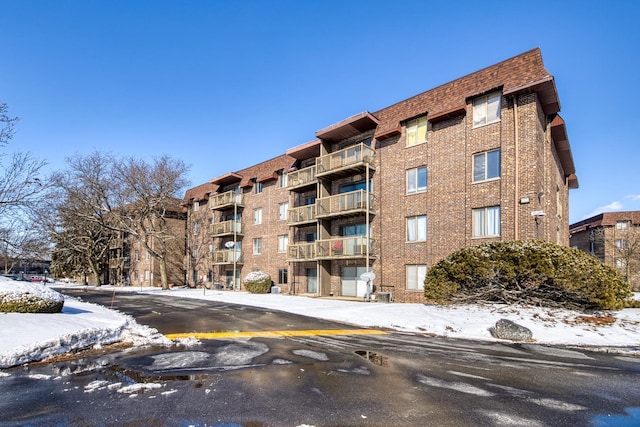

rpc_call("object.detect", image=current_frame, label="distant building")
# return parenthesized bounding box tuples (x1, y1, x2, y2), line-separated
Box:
(106, 198, 187, 287)
(570, 211, 640, 291)
(183, 48, 578, 303)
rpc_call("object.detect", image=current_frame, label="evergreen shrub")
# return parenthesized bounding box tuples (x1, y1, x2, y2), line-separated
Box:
(424, 240, 632, 310)
(243, 271, 272, 294)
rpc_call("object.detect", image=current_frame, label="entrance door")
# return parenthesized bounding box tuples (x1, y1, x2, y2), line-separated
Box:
(306, 268, 317, 294)
(225, 270, 240, 289)
(341, 266, 366, 297)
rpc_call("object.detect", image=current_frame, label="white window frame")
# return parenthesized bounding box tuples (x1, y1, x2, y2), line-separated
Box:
(254, 208, 262, 225)
(278, 202, 289, 221)
(473, 149, 501, 182)
(616, 239, 628, 250)
(279, 173, 288, 188)
(193, 201, 200, 212)
(406, 264, 427, 291)
(255, 182, 263, 194)
(616, 221, 630, 230)
(253, 238, 262, 255)
(473, 206, 501, 237)
(406, 116, 428, 147)
(278, 235, 288, 253)
(473, 92, 501, 127)
(407, 215, 427, 242)
(407, 166, 428, 194)
(193, 221, 200, 235)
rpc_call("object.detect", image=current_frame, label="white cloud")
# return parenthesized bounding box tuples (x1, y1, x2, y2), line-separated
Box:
(582, 201, 623, 219)
(625, 194, 640, 201)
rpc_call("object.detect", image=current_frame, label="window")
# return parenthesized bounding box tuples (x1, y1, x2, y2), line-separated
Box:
(146, 250, 150, 260)
(278, 268, 288, 284)
(254, 208, 262, 225)
(616, 239, 628, 250)
(473, 92, 501, 127)
(255, 182, 263, 194)
(616, 258, 627, 269)
(406, 264, 427, 290)
(278, 202, 289, 221)
(407, 215, 427, 242)
(192, 247, 198, 259)
(617, 221, 630, 230)
(193, 221, 200, 235)
(473, 149, 501, 182)
(407, 167, 427, 194)
(193, 201, 200, 212)
(278, 235, 288, 253)
(406, 116, 428, 147)
(144, 270, 151, 281)
(473, 206, 501, 237)
(253, 238, 262, 254)
(279, 173, 288, 188)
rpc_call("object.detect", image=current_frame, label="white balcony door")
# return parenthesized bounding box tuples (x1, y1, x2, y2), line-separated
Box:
(341, 266, 366, 297)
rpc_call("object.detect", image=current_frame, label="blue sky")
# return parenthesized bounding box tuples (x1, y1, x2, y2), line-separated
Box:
(1, 0, 639, 224)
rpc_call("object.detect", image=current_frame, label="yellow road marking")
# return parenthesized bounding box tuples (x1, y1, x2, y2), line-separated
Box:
(166, 329, 387, 340)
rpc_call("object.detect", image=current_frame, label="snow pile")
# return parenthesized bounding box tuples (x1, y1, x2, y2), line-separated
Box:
(0, 277, 64, 312)
(0, 280, 170, 368)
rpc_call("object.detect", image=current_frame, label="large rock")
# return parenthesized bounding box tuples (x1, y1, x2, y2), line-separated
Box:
(490, 319, 533, 341)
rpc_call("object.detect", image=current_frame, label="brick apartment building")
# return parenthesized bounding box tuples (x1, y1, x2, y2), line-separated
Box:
(570, 211, 640, 291)
(183, 48, 578, 303)
(107, 198, 187, 287)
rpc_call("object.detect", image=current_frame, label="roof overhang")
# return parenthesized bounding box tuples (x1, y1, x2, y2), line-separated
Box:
(210, 172, 243, 187)
(286, 139, 321, 160)
(550, 115, 578, 189)
(316, 111, 379, 142)
(504, 76, 560, 115)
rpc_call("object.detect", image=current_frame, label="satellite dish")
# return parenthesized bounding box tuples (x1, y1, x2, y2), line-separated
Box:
(360, 271, 376, 282)
(224, 241, 235, 249)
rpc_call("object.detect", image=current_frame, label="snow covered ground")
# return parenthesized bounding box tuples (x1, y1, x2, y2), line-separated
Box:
(1, 277, 639, 369)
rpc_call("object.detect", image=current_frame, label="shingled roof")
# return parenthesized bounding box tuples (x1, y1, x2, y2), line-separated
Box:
(373, 48, 558, 136)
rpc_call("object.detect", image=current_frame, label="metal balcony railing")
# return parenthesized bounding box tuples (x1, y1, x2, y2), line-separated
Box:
(211, 249, 243, 265)
(287, 242, 316, 261)
(315, 143, 375, 177)
(210, 220, 243, 236)
(209, 190, 243, 210)
(287, 165, 317, 190)
(316, 190, 375, 218)
(316, 237, 375, 259)
(287, 204, 317, 225)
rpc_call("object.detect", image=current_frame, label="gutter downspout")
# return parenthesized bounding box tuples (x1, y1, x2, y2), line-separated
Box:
(513, 95, 520, 240)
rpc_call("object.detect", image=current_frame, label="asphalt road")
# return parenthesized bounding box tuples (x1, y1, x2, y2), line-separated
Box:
(0, 289, 639, 427)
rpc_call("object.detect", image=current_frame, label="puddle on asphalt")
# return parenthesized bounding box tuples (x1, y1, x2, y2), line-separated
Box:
(110, 365, 214, 382)
(355, 350, 390, 367)
(592, 407, 640, 426)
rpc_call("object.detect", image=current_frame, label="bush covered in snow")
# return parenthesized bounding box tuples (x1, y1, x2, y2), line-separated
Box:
(424, 240, 632, 310)
(0, 279, 65, 313)
(243, 270, 272, 294)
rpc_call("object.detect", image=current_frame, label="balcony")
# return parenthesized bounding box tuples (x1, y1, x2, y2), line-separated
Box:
(211, 249, 243, 265)
(211, 220, 243, 237)
(287, 165, 317, 191)
(209, 190, 243, 210)
(109, 238, 124, 249)
(315, 143, 375, 178)
(287, 237, 375, 261)
(109, 257, 130, 268)
(316, 237, 375, 260)
(287, 242, 316, 261)
(287, 204, 317, 226)
(316, 190, 375, 219)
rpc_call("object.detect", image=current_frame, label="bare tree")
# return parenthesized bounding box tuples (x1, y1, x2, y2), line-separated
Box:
(0, 103, 18, 147)
(52, 152, 189, 289)
(592, 225, 640, 291)
(110, 155, 189, 290)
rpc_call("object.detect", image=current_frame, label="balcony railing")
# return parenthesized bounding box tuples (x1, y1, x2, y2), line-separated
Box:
(315, 143, 375, 177)
(108, 257, 130, 268)
(209, 190, 243, 210)
(287, 204, 317, 225)
(287, 242, 316, 261)
(316, 237, 375, 259)
(211, 249, 242, 265)
(211, 220, 243, 236)
(109, 238, 124, 249)
(287, 165, 317, 190)
(316, 190, 375, 219)
(287, 237, 375, 261)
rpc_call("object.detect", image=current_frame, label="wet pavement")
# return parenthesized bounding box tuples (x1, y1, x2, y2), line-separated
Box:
(1, 289, 639, 426)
